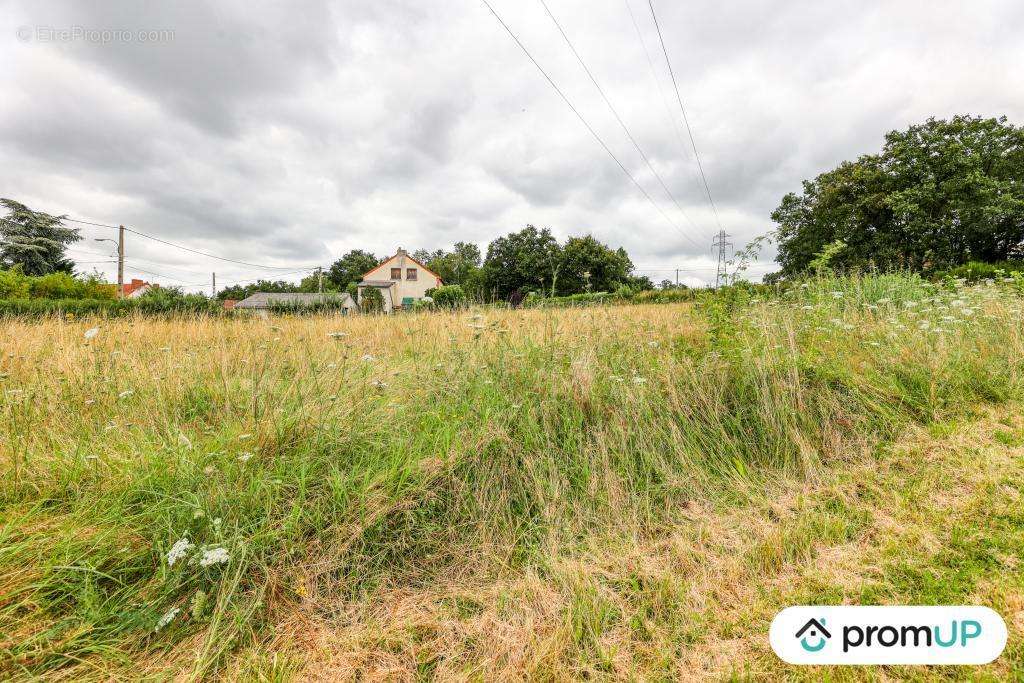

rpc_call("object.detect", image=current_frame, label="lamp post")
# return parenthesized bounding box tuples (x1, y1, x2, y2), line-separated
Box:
(95, 227, 124, 298)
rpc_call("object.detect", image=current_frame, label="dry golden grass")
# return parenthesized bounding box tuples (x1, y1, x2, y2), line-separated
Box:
(2, 275, 1023, 680)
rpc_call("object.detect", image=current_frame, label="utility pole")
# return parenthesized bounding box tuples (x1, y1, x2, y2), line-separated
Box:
(317, 267, 323, 294)
(675, 268, 679, 286)
(117, 225, 125, 298)
(712, 229, 732, 289)
(212, 272, 216, 298)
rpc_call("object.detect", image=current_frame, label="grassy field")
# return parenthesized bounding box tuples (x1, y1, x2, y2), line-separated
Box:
(1, 274, 1022, 680)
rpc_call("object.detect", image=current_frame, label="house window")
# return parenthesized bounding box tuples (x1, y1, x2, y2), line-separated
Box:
(390, 267, 401, 280)
(406, 268, 417, 280)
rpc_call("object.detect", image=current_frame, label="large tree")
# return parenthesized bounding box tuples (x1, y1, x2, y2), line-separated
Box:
(556, 235, 634, 295)
(482, 225, 562, 299)
(326, 249, 379, 289)
(420, 241, 482, 286)
(772, 115, 1024, 277)
(0, 199, 81, 275)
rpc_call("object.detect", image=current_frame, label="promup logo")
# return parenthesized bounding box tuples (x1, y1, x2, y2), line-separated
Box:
(770, 606, 1007, 665)
(795, 618, 830, 652)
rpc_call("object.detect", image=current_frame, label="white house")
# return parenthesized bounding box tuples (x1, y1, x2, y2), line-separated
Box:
(357, 248, 442, 312)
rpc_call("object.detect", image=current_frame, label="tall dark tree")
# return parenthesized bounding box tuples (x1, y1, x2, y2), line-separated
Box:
(0, 199, 81, 275)
(773, 115, 1024, 277)
(327, 249, 379, 289)
(482, 225, 562, 299)
(557, 235, 633, 295)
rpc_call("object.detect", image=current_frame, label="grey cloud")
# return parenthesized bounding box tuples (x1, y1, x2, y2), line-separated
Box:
(1, 0, 1022, 287)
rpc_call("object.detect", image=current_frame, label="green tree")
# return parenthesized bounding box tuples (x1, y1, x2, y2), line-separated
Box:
(299, 269, 338, 293)
(483, 225, 562, 300)
(772, 115, 1024, 277)
(217, 279, 301, 300)
(359, 286, 385, 313)
(556, 235, 633, 295)
(422, 241, 483, 287)
(327, 249, 379, 289)
(0, 199, 81, 275)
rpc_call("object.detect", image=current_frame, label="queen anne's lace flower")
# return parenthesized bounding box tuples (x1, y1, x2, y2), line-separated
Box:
(199, 547, 230, 567)
(167, 537, 193, 566)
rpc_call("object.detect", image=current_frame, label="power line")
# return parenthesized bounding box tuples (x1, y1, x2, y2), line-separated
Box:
(645, 0, 722, 231)
(538, 0, 705, 247)
(623, 0, 695, 182)
(63, 217, 319, 271)
(478, 0, 698, 250)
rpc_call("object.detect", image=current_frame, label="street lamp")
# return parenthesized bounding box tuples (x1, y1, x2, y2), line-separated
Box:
(95, 230, 124, 297)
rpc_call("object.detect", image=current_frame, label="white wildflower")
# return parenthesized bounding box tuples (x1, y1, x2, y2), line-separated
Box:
(237, 452, 254, 462)
(158, 346, 171, 352)
(166, 537, 194, 567)
(199, 547, 230, 567)
(178, 433, 193, 449)
(647, 341, 659, 347)
(154, 606, 180, 632)
(327, 332, 348, 338)
(118, 390, 134, 399)
(84, 327, 100, 340)
(372, 379, 388, 389)
(877, 298, 891, 304)
(361, 354, 375, 362)
(831, 291, 843, 299)
(237, 433, 252, 441)
(203, 465, 217, 475)
(632, 376, 647, 384)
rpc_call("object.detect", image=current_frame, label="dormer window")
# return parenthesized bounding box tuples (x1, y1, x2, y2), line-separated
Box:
(390, 267, 401, 280)
(406, 268, 417, 280)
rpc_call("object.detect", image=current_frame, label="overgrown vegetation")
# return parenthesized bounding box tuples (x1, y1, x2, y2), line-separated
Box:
(1, 273, 1022, 679)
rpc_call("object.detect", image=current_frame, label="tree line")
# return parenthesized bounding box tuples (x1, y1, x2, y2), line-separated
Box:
(770, 114, 1024, 279)
(217, 226, 654, 302)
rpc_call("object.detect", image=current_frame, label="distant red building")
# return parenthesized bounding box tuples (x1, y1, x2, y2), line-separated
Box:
(122, 278, 152, 298)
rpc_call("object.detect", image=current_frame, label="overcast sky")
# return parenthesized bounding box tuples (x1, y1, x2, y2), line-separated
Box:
(2, 1, 1022, 289)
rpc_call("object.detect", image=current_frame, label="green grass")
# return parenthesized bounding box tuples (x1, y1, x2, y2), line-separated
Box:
(0, 273, 1022, 679)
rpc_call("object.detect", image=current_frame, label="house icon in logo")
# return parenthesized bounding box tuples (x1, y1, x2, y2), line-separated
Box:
(795, 618, 831, 652)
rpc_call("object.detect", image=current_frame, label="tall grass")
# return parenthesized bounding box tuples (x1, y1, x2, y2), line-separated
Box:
(0, 274, 1021, 678)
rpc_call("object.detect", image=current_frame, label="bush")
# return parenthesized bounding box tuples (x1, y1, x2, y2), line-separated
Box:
(932, 260, 1024, 282)
(522, 291, 616, 308)
(0, 267, 30, 299)
(634, 288, 697, 304)
(430, 284, 466, 308)
(360, 287, 385, 313)
(0, 298, 138, 317)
